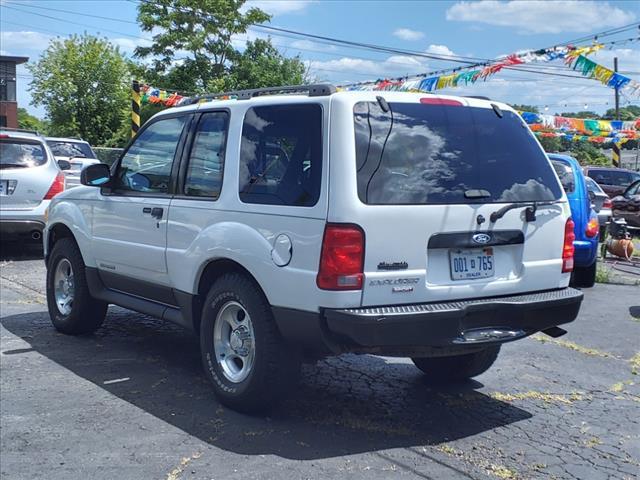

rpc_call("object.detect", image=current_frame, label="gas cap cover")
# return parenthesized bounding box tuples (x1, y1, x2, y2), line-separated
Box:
(271, 234, 292, 267)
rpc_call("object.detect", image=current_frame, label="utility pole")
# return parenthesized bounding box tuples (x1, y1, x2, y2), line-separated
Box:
(614, 57, 620, 120)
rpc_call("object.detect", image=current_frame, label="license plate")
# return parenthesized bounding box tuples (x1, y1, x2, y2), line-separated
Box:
(449, 248, 494, 281)
(0, 180, 6, 196)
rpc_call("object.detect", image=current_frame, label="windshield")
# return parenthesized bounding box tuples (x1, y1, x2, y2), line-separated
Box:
(584, 176, 604, 194)
(0, 139, 47, 168)
(354, 101, 563, 205)
(47, 140, 95, 159)
(551, 160, 575, 193)
(587, 169, 640, 187)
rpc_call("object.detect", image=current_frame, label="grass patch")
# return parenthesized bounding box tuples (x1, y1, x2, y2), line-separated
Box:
(631, 352, 640, 375)
(595, 266, 611, 283)
(490, 390, 584, 405)
(531, 334, 613, 358)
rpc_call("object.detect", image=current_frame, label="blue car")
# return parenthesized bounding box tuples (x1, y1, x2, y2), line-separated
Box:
(549, 154, 599, 287)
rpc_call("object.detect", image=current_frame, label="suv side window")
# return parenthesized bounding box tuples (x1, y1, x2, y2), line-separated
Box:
(184, 112, 229, 198)
(115, 116, 187, 194)
(239, 104, 322, 207)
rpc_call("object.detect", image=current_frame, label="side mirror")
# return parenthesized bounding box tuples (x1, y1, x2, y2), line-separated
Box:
(588, 190, 595, 201)
(81, 163, 111, 187)
(57, 159, 71, 171)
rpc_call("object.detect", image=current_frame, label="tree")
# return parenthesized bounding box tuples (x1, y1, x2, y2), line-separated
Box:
(570, 141, 611, 166)
(537, 135, 562, 153)
(601, 105, 640, 121)
(218, 38, 306, 91)
(135, 0, 270, 92)
(557, 111, 599, 119)
(28, 34, 130, 146)
(510, 104, 539, 113)
(17, 108, 48, 134)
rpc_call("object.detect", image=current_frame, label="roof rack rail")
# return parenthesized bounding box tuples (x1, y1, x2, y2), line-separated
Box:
(187, 83, 337, 105)
(0, 127, 40, 135)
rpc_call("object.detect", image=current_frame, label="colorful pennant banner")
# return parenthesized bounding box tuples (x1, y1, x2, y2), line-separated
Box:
(520, 111, 639, 141)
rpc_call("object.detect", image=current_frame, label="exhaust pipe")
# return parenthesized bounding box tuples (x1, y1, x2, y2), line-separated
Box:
(31, 231, 42, 241)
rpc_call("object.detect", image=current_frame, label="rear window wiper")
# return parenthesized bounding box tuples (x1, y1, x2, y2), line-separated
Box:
(490, 200, 561, 223)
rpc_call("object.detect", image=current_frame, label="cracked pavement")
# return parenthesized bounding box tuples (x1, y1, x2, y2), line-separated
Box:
(1, 243, 639, 480)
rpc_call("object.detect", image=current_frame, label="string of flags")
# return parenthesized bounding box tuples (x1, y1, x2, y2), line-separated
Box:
(519, 111, 639, 139)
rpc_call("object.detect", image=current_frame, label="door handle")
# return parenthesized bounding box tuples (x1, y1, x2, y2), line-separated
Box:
(142, 207, 163, 219)
(142, 207, 152, 214)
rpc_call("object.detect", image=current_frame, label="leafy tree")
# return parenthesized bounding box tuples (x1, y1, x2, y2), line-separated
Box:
(557, 111, 599, 119)
(510, 104, 539, 113)
(601, 105, 640, 121)
(17, 108, 48, 134)
(537, 135, 562, 153)
(217, 38, 306, 91)
(135, 0, 270, 92)
(570, 141, 611, 166)
(28, 34, 130, 146)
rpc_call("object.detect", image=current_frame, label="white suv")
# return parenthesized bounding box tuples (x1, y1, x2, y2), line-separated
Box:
(44, 85, 583, 412)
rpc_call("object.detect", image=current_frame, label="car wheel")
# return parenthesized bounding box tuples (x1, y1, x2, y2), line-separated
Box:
(200, 273, 300, 413)
(411, 346, 501, 382)
(46, 238, 108, 334)
(571, 261, 597, 288)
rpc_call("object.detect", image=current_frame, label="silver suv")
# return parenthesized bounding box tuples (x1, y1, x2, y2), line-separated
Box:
(1, 129, 68, 242)
(44, 85, 584, 413)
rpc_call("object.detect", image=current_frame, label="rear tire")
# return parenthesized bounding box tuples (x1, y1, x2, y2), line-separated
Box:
(571, 261, 597, 288)
(411, 346, 501, 382)
(200, 273, 300, 413)
(46, 238, 108, 334)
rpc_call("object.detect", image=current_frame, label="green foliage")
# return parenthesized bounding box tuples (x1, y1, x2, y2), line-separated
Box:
(601, 105, 640, 121)
(28, 34, 130, 146)
(537, 135, 562, 153)
(218, 38, 306, 91)
(570, 142, 612, 166)
(17, 108, 48, 134)
(557, 111, 599, 119)
(135, 0, 270, 92)
(510, 104, 539, 113)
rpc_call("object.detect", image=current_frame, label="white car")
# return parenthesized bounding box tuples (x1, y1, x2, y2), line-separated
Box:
(46, 137, 99, 188)
(43, 85, 584, 412)
(1, 130, 67, 242)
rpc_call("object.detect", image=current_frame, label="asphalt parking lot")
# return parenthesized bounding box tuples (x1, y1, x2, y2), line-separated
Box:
(1, 244, 639, 480)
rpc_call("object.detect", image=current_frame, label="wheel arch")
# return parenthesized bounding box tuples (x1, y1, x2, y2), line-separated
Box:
(46, 223, 76, 265)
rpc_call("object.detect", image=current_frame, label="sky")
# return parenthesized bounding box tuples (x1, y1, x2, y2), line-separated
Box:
(1, 0, 639, 119)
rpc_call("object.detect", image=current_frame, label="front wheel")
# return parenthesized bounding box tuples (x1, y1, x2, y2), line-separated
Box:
(412, 346, 501, 383)
(571, 261, 597, 288)
(46, 238, 108, 334)
(200, 273, 300, 413)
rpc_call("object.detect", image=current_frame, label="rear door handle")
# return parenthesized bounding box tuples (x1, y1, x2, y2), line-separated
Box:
(142, 207, 152, 214)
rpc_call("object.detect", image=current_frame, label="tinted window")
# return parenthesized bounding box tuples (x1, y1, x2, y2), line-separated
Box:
(0, 139, 46, 168)
(626, 180, 640, 197)
(115, 116, 186, 193)
(239, 104, 322, 206)
(587, 169, 640, 187)
(551, 160, 575, 193)
(354, 102, 562, 204)
(584, 176, 604, 194)
(47, 141, 95, 159)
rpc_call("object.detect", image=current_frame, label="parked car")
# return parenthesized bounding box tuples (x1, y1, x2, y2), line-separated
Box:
(583, 166, 640, 197)
(46, 137, 99, 187)
(584, 176, 612, 238)
(549, 154, 599, 287)
(611, 179, 640, 228)
(1, 129, 68, 242)
(44, 85, 583, 412)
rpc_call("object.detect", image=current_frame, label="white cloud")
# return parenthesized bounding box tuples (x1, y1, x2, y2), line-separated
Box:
(425, 44, 456, 56)
(245, 0, 314, 15)
(306, 54, 429, 81)
(290, 39, 337, 52)
(110, 37, 152, 53)
(446, 1, 636, 34)
(0, 31, 53, 52)
(393, 28, 424, 41)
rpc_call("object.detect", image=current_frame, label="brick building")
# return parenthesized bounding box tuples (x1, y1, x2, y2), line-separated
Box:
(0, 55, 29, 129)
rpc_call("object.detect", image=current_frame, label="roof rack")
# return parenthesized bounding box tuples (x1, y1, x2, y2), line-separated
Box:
(186, 83, 337, 105)
(0, 127, 40, 135)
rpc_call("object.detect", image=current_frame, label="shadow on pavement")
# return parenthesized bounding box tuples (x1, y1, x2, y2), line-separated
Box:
(1, 309, 532, 461)
(0, 242, 44, 262)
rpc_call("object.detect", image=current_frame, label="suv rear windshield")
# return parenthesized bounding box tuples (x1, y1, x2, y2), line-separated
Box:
(354, 101, 562, 205)
(47, 140, 95, 159)
(586, 169, 640, 187)
(551, 160, 575, 193)
(0, 139, 47, 168)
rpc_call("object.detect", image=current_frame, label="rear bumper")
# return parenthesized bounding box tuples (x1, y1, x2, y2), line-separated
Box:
(322, 288, 583, 349)
(574, 239, 598, 267)
(0, 220, 45, 239)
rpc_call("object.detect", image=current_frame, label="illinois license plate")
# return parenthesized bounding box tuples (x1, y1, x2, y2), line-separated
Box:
(449, 248, 494, 281)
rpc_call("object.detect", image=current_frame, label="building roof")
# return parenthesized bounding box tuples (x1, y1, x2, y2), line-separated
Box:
(0, 55, 29, 65)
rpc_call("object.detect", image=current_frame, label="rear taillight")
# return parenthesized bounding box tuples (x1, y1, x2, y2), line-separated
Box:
(603, 198, 612, 209)
(317, 224, 364, 290)
(585, 217, 599, 238)
(44, 173, 65, 200)
(562, 218, 576, 273)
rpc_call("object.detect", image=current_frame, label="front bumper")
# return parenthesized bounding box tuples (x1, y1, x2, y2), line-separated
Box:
(323, 288, 583, 348)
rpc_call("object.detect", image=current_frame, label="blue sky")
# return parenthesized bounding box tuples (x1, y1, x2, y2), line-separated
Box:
(1, 0, 639, 118)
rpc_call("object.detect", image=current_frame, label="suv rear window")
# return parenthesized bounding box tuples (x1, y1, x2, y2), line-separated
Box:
(587, 169, 640, 187)
(47, 140, 95, 159)
(551, 160, 575, 193)
(239, 104, 322, 207)
(354, 101, 562, 205)
(0, 139, 47, 168)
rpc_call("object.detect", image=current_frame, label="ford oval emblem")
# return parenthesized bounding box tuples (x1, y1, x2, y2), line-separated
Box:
(472, 233, 492, 244)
